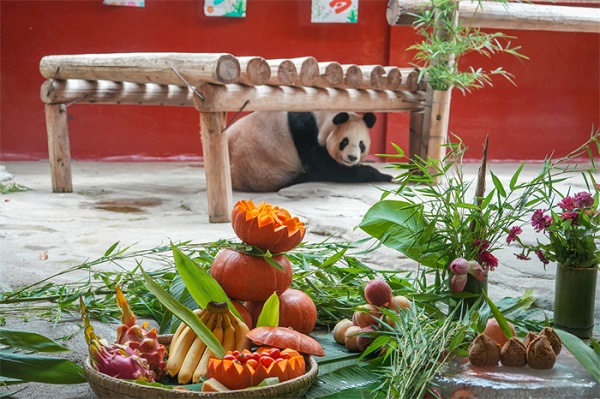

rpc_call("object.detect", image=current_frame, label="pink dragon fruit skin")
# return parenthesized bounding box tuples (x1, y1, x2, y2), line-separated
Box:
(88, 338, 154, 381)
(82, 297, 155, 382)
(115, 285, 167, 379)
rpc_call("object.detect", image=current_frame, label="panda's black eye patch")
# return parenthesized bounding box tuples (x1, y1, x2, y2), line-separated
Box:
(339, 138, 349, 151)
(359, 141, 366, 153)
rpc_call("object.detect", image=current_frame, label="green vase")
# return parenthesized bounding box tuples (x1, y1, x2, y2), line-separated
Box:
(553, 264, 598, 338)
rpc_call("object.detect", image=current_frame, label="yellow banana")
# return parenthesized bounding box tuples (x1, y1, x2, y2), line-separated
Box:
(177, 311, 214, 384)
(165, 308, 210, 378)
(165, 325, 196, 377)
(171, 308, 206, 344)
(229, 310, 252, 352)
(193, 314, 224, 382)
(221, 312, 236, 354)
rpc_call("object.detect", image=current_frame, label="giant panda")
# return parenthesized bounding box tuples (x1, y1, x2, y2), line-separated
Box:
(227, 111, 393, 192)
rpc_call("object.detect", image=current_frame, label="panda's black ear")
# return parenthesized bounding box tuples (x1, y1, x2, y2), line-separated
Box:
(363, 112, 376, 128)
(332, 112, 349, 125)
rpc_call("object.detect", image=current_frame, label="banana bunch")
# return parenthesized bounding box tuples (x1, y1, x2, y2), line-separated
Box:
(165, 301, 252, 384)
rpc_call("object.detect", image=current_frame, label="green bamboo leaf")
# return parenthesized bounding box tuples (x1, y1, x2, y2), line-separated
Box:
(509, 163, 525, 190)
(482, 291, 513, 339)
(0, 329, 70, 352)
(256, 292, 280, 328)
(171, 244, 242, 320)
(103, 241, 120, 257)
(555, 329, 600, 383)
(139, 264, 225, 359)
(490, 171, 507, 198)
(0, 352, 86, 384)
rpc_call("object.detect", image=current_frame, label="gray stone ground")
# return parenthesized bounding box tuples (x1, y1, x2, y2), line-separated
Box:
(0, 161, 598, 398)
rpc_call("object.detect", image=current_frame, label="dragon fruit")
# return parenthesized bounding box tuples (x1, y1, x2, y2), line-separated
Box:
(114, 285, 167, 379)
(82, 298, 154, 381)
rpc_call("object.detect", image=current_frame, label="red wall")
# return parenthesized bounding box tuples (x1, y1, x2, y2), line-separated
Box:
(1, 1, 598, 161)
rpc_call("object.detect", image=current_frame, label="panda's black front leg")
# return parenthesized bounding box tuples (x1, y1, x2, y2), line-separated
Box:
(307, 156, 393, 184)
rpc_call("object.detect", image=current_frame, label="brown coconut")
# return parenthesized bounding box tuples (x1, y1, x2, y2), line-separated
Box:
(500, 337, 528, 367)
(539, 327, 562, 356)
(526, 335, 556, 370)
(468, 334, 501, 367)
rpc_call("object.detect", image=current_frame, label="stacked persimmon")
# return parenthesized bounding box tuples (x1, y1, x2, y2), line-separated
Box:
(210, 200, 318, 335)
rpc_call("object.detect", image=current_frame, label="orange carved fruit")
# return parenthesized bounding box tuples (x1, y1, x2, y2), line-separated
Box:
(231, 200, 305, 253)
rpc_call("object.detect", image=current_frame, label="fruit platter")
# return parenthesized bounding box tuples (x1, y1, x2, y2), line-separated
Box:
(82, 200, 323, 398)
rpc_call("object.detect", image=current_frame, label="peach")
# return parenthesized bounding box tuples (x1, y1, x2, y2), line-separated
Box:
(364, 279, 393, 307)
(332, 318, 354, 345)
(483, 318, 516, 348)
(352, 304, 381, 328)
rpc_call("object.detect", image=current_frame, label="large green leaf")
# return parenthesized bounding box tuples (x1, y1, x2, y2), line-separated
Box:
(139, 263, 225, 359)
(171, 244, 242, 320)
(0, 352, 86, 384)
(359, 200, 446, 268)
(0, 329, 70, 352)
(555, 329, 600, 383)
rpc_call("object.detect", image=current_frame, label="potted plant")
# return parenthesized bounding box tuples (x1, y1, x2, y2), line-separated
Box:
(359, 132, 600, 315)
(510, 186, 600, 338)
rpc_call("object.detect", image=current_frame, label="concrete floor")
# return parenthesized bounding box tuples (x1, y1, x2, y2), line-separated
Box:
(0, 160, 598, 398)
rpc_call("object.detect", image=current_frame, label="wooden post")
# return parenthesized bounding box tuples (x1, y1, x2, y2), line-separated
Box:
(200, 112, 232, 223)
(266, 59, 298, 86)
(45, 104, 72, 192)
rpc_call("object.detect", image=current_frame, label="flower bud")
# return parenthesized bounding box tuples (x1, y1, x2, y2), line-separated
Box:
(449, 258, 470, 275)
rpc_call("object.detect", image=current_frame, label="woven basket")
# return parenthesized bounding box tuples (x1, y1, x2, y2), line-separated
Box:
(84, 335, 319, 399)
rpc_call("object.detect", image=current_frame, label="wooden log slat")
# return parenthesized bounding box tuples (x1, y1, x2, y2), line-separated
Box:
(39, 52, 241, 86)
(193, 83, 425, 113)
(340, 64, 364, 88)
(237, 56, 271, 86)
(41, 79, 195, 106)
(384, 67, 402, 91)
(387, 0, 600, 33)
(310, 61, 345, 87)
(266, 59, 298, 86)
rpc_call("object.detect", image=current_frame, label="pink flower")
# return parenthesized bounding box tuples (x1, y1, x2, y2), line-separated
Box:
(506, 226, 522, 244)
(448, 258, 486, 293)
(531, 209, 553, 232)
(574, 191, 594, 209)
(474, 239, 491, 252)
(534, 249, 549, 265)
(468, 260, 487, 281)
(479, 251, 499, 270)
(450, 274, 468, 293)
(449, 257, 470, 275)
(560, 211, 579, 223)
(557, 196, 576, 211)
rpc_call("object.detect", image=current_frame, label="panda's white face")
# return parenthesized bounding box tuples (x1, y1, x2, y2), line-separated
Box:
(325, 114, 371, 166)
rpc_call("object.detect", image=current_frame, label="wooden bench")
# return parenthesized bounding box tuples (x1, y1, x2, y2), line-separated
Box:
(40, 53, 433, 223)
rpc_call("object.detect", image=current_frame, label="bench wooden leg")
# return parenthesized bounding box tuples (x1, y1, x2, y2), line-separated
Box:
(200, 111, 233, 223)
(45, 104, 73, 192)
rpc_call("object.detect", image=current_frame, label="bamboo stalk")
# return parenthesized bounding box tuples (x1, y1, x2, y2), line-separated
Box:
(41, 79, 195, 106)
(386, 0, 600, 33)
(39, 53, 241, 85)
(193, 83, 425, 113)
